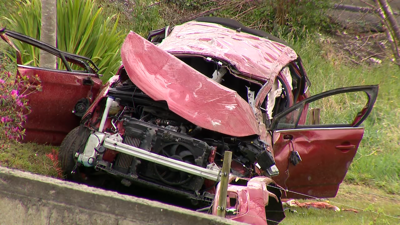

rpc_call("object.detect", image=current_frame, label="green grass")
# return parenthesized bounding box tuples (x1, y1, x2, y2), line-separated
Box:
(282, 183, 400, 224)
(0, 141, 60, 178)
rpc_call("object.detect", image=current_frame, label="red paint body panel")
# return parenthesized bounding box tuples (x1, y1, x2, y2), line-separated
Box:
(121, 32, 260, 137)
(18, 66, 102, 145)
(272, 128, 364, 198)
(158, 21, 298, 81)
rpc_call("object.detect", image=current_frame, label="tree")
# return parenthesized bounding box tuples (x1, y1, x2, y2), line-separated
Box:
(378, 0, 400, 42)
(40, 0, 57, 69)
(375, 0, 400, 66)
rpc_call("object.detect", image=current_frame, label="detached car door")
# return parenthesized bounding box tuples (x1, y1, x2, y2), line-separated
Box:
(270, 85, 378, 198)
(1, 29, 102, 145)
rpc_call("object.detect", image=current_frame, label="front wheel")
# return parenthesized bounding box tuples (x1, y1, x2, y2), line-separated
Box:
(58, 126, 90, 180)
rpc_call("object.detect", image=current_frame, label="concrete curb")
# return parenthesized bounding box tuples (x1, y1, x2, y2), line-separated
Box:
(0, 166, 244, 225)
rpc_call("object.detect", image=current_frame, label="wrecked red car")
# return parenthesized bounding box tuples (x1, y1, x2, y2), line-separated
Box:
(1, 17, 378, 224)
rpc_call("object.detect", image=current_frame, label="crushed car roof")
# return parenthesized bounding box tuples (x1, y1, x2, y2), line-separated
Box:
(158, 21, 298, 82)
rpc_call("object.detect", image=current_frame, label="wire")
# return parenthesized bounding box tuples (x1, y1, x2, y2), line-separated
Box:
(283, 140, 295, 190)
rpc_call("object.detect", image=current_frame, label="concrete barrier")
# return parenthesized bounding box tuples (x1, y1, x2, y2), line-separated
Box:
(0, 166, 244, 225)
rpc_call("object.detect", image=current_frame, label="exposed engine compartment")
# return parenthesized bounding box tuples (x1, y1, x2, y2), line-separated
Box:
(74, 67, 277, 204)
(117, 117, 212, 193)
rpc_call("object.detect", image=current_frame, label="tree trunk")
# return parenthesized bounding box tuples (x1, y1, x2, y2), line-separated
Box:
(375, 0, 400, 66)
(333, 4, 399, 15)
(378, 0, 400, 43)
(40, 0, 57, 69)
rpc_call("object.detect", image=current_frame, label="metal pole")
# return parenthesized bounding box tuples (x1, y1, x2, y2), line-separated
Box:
(217, 151, 232, 217)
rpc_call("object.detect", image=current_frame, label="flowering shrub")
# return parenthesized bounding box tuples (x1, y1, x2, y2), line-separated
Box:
(0, 58, 41, 143)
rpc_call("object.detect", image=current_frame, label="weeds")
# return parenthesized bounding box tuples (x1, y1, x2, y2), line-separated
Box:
(45, 149, 63, 178)
(0, 141, 60, 177)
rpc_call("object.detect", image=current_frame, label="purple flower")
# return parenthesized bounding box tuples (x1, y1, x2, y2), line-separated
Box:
(0, 117, 7, 123)
(16, 99, 24, 107)
(11, 90, 18, 97)
(0, 79, 4, 84)
(0, 116, 12, 123)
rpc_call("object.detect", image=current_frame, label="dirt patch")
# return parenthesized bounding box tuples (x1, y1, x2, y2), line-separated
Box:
(319, 31, 389, 65)
(326, 0, 400, 65)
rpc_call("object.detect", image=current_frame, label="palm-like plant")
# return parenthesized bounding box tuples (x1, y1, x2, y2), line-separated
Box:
(4, 0, 124, 81)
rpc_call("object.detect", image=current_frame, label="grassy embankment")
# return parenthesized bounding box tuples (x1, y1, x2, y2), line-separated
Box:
(0, 0, 399, 224)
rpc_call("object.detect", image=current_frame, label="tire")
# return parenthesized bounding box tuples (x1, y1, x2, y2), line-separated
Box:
(58, 126, 91, 180)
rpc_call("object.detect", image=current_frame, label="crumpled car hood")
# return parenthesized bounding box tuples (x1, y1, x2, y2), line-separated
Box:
(121, 32, 260, 137)
(158, 21, 298, 82)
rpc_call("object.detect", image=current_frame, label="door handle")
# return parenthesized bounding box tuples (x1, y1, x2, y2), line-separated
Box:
(335, 144, 356, 151)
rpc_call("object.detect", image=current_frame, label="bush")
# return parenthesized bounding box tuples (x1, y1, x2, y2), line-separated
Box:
(130, 0, 165, 37)
(271, 0, 333, 35)
(162, 0, 333, 40)
(0, 58, 41, 143)
(218, 0, 333, 39)
(4, 0, 125, 81)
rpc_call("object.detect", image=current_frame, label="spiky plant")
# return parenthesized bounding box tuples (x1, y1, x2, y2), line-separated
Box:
(4, 0, 125, 81)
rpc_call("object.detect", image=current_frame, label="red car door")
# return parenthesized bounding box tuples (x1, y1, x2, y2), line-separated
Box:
(270, 85, 378, 198)
(18, 66, 102, 145)
(1, 29, 102, 145)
